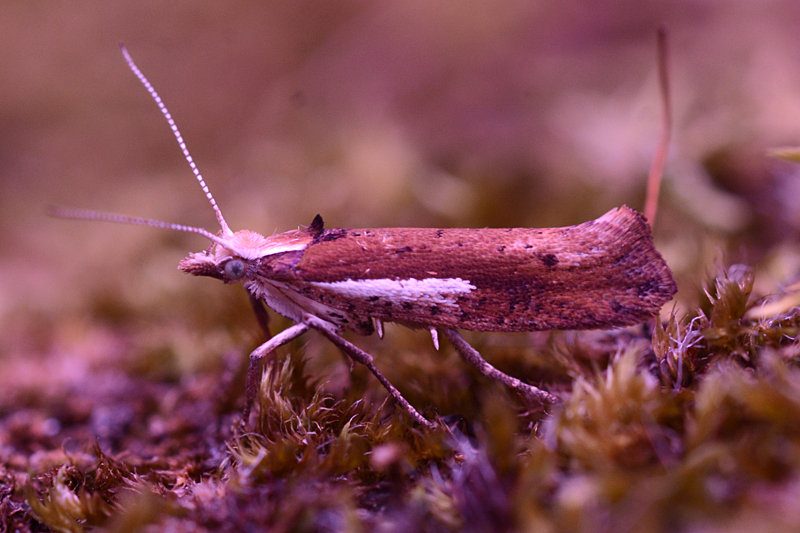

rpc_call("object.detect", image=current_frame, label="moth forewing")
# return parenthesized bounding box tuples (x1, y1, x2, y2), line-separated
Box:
(224, 205, 675, 334)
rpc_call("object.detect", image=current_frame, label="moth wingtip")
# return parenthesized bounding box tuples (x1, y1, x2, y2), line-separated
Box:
(614, 204, 648, 223)
(602, 205, 655, 241)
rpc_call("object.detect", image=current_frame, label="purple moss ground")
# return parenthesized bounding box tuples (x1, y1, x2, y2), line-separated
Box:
(4, 264, 800, 532)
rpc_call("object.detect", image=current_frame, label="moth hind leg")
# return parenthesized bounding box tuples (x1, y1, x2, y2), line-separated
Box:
(443, 329, 559, 405)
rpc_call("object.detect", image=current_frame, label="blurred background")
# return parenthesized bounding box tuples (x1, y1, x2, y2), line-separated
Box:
(4, 1, 800, 392)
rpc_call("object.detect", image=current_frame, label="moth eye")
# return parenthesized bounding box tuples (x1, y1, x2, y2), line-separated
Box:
(223, 259, 246, 280)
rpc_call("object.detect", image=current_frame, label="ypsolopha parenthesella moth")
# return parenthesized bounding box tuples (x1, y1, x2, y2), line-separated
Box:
(52, 46, 677, 429)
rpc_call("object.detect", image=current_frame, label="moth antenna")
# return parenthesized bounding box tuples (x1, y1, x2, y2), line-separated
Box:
(119, 44, 233, 236)
(48, 206, 232, 249)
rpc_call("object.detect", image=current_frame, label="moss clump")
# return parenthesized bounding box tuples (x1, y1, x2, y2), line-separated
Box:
(7, 264, 800, 531)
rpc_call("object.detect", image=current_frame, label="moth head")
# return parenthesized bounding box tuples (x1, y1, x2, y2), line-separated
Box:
(178, 220, 322, 283)
(176, 229, 272, 283)
(50, 206, 324, 284)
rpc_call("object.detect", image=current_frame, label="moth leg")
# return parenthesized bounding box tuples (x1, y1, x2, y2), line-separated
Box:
(429, 327, 440, 350)
(303, 316, 436, 429)
(443, 329, 558, 404)
(243, 294, 273, 423)
(242, 323, 310, 424)
(249, 293, 272, 339)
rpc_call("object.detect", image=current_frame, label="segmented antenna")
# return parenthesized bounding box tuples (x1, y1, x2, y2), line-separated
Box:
(119, 44, 232, 236)
(48, 207, 232, 249)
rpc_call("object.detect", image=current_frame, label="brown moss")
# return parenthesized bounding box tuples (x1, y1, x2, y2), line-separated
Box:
(7, 264, 800, 531)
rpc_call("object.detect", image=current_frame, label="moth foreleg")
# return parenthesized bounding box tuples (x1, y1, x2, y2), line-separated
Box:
(242, 323, 310, 425)
(243, 294, 274, 424)
(249, 293, 272, 339)
(304, 316, 436, 429)
(443, 329, 559, 404)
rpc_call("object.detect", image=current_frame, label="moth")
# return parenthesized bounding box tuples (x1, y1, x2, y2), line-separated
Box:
(53, 47, 677, 429)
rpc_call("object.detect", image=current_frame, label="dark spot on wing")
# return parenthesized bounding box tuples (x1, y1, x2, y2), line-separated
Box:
(540, 253, 558, 267)
(638, 279, 655, 297)
(396, 246, 412, 253)
(314, 228, 348, 243)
